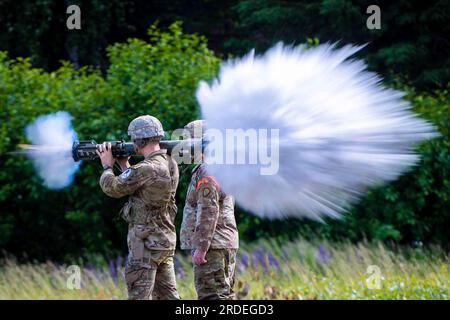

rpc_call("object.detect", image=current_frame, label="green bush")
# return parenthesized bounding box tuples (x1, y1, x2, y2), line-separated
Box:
(0, 22, 220, 260)
(0, 22, 448, 260)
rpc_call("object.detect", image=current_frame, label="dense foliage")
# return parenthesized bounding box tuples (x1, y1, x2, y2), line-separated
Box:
(0, 7, 448, 260)
(0, 23, 220, 259)
(0, 0, 448, 88)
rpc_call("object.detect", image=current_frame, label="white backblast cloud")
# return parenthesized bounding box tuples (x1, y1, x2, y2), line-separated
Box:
(197, 43, 438, 220)
(25, 111, 80, 189)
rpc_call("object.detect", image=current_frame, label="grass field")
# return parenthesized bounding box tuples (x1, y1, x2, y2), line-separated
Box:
(0, 239, 448, 300)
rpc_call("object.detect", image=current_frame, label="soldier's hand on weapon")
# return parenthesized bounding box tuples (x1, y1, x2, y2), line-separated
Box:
(96, 142, 115, 168)
(193, 249, 207, 265)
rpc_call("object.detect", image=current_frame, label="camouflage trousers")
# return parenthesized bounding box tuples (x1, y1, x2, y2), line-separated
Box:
(125, 230, 179, 300)
(192, 249, 237, 300)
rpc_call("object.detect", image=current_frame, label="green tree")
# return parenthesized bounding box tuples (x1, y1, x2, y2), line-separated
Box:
(0, 22, 220, 260)
(0, 20, 448, 261)
(227, 0, 450, 89)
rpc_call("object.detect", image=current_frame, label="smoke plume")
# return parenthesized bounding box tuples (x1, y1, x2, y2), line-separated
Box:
(197, 43, 438, 220)
(24, 111, 80, 189)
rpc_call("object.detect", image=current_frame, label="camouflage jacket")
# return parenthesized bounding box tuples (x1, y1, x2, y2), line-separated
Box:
(180, 164, 238, 251)
(99, 149, 179, 250)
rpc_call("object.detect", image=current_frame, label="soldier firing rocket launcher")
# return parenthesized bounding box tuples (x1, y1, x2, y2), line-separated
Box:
(71, 139, 205, 161)
(17, 43, 438, 219)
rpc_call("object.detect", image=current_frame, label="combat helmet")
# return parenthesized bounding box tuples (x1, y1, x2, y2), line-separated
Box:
(184, 120, 206, 139)
(128, 115, 164, 140)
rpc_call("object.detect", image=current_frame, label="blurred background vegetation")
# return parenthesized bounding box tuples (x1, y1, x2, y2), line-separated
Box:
(0, 1, 449, 261)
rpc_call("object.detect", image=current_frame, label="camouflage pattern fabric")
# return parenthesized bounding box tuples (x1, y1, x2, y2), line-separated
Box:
(125, 247, 179, 300)
(180, 164, 239, 251)
(127, 115, 165, 140)
(100, 149, 179, 250)
(181, 161, 238, 300)
(193, 249, 237, 300)
(99, 149, 180, 299)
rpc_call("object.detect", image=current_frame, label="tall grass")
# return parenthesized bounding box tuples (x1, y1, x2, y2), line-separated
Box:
(0, 239, 448, 300)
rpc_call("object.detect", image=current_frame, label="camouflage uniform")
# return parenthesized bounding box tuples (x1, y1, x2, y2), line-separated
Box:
(99, 115, 180, 300)
(181, 163, 239, 300)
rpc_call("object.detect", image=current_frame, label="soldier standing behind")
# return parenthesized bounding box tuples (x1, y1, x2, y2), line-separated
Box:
(96, 115, 180, 300)
(180, 120, 239, 300)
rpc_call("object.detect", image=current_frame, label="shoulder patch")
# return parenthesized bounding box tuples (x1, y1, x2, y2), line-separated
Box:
(196, 176, 220, 191)
(203, 187, 211, 198)
(119, 168, 132, 180)
(196, 177, 209, 190)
